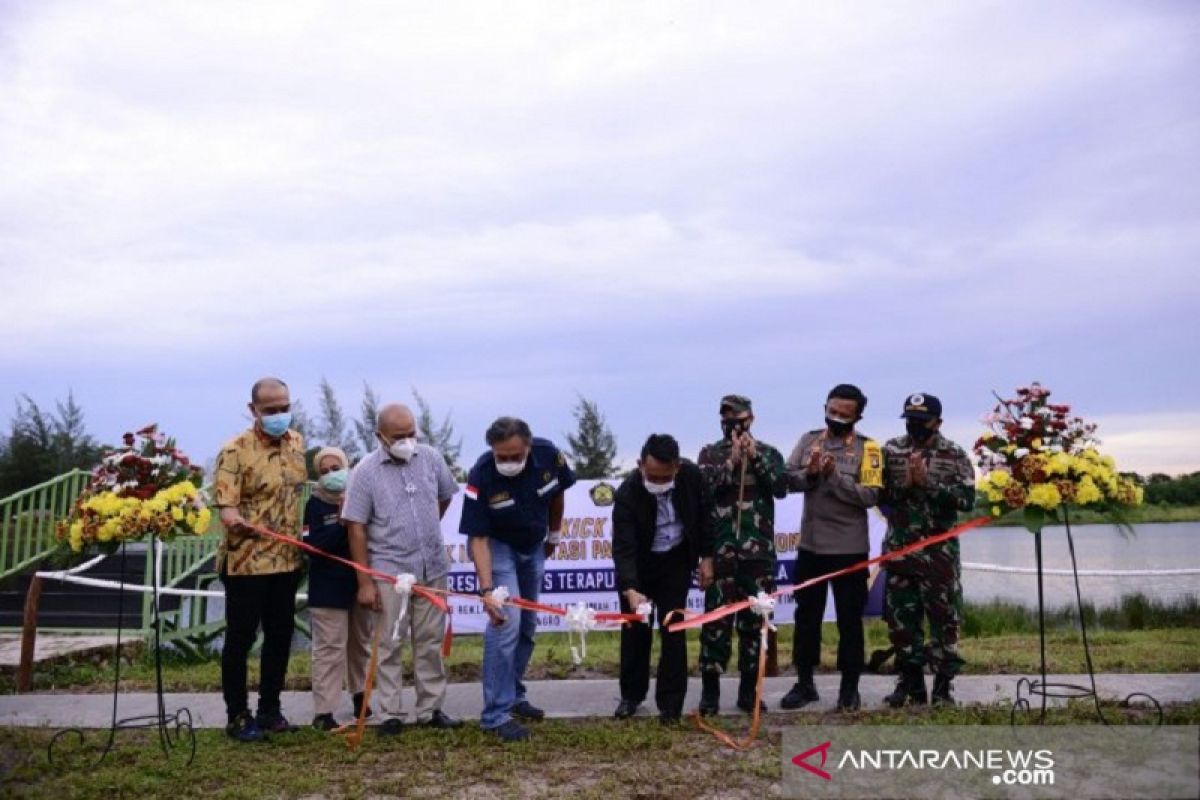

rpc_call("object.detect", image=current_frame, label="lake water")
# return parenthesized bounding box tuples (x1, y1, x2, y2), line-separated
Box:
(960, 522, 1200, 608)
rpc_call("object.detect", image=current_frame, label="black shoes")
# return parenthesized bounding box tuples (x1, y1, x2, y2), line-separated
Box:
(931, 673, 956, 706)
(352, 692, 373, 720)
(511, 700, 545, 721)
(614, 699, 640, 719)
(780, 669, 820, 710)
(736, 671, 766, 714)
(699, 672, 720, 717)
(884, 666, 929, 708)
(489, 719, 531, 742)
(423, 709, 463, 729)
(254, 710, 297, 734)
(225, 711, 264, 743)
(378, 718, 404, 737)
(836, 672, 861, 711)
(311, 713, 338, 731)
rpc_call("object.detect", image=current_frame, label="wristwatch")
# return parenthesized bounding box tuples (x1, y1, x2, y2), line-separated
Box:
(478, 586, 494, 597)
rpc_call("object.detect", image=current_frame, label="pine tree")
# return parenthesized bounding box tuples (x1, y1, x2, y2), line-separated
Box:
(412, 387, 464, 480)
(566, 395, 617, 478)
(355, 381, 381, 456)
(316, 378, 360, 461)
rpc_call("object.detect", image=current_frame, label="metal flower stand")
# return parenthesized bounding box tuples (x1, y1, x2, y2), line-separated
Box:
(49, 539, 197, 766)
(1011, 507, 1162, 725)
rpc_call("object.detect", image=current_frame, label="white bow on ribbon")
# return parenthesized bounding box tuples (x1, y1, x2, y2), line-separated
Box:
(564, 602, 598, 665)
(390, 572, 417, 641)
(635, 601, 653, 623)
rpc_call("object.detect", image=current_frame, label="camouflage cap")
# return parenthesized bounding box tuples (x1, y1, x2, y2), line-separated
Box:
(901, 392, 942, 420)
(719, 394, 753, 415)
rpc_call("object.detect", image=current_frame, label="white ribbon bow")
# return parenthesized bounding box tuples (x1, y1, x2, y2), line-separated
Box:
(390, 572, 417, 641)
(564, 602, 598, 665)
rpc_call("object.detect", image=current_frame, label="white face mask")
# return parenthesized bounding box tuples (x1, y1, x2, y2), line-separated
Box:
(495, 458, 526, 477)
(643, 477, 674, 495)
(386, 437, 417, 462)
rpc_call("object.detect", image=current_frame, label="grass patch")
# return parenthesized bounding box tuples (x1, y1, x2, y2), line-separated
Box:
(4, 617, 1197, 695)
(1, 701, 1196, 799)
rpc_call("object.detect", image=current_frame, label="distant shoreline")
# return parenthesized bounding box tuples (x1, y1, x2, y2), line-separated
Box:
(970, 504, 1200, 527)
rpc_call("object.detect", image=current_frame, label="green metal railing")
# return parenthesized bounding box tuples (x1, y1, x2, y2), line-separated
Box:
(0, 469, 89, 583)
(4, 473, 316, 653)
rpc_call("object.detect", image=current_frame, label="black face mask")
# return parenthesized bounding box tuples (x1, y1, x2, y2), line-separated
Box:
(722, 419, 748, 439)
(907, 420, 935, 443)
(825, 417, 854, 438)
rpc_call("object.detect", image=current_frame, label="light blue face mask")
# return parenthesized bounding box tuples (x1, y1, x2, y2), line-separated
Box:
(319, 468, 348, 494)
(260, 411, 292, 438)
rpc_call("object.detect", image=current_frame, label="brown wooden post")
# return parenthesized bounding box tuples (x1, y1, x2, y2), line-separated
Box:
(16, 575, 42, 692)
(765, 626, 779, 677)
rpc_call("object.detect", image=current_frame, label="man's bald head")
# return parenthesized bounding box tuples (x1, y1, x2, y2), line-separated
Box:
(376, 404, 417, 441)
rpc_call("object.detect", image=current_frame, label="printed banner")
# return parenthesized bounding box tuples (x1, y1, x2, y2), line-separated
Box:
(440, 479, 886, 634)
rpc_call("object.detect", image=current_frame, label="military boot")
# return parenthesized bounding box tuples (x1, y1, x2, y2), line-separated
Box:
(736, 671, 766, 713)
(931, 673, 956, 706)
(836, 671, 861, 711)
(699, 672, 720, 717)
(780, 667, 819, 710)
(883, 666, 928, 708)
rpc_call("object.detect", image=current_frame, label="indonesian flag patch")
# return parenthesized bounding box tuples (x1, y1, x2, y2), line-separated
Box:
(465, 485, 479, 501)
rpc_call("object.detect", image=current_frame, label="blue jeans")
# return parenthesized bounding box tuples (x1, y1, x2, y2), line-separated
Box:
(480, 538, 545, 730)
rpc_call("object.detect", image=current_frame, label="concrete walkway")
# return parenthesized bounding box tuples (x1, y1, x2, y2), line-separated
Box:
(2, 673, 1196, 728)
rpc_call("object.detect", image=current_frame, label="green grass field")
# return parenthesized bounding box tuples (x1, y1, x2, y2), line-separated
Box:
(5, 594, 1197, 694)
(1, 701, 1194, 800)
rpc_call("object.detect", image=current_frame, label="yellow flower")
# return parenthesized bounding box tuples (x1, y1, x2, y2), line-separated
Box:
(992, 505, 1002, 517)
(989, 470, 1012, 488)
(1027, 482, 1062, 510)
(1075, 476, 1103, 505)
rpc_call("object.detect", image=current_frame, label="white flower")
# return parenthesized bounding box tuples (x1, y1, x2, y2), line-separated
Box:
(1013, 448, 1030, 459)
(1019, 417, 1035, 430)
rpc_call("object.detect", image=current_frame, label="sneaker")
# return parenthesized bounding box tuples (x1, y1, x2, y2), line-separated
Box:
(311, 713, 338, 731)
(377, 718, 404, 737)
(487, 719, 531, 742)
(255, 710, 297, 734)
(226, 711, 264, 743)
(511, 700, 545, 721)
(658, 710, 682, 726)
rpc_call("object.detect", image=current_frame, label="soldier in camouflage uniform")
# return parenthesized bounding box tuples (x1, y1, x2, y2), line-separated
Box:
(879, 393, 975, 707)
(696, 394, 788, 715)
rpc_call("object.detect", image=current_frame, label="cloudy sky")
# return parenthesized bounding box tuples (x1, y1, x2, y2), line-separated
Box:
(1, 0, 1197, 475)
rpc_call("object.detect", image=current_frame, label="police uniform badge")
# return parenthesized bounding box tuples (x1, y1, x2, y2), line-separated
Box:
(589, 482, 615, 507)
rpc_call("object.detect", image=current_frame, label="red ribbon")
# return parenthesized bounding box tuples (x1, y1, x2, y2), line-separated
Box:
(667, 516, 993, 632)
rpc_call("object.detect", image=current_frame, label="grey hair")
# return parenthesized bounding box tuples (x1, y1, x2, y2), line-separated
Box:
(485, 416, 532, 446)
(251, 377, 288, 403)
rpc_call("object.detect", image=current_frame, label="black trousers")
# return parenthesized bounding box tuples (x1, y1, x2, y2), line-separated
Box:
(221, 569, 303, 720)
(618, 544, 693, 715)
(791, 550, 868, 675)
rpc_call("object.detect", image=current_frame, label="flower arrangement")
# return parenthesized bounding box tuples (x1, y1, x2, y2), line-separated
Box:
(55, 424, 211, 554)
(974, 383, 1143, 533)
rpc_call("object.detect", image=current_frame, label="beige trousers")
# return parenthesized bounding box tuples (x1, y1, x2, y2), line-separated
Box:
(309, 605, 370, 716)
(361, 575, 449, 723)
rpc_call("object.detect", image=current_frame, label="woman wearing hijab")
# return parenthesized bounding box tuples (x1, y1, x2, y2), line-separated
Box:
(303, 446, 370, 730)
